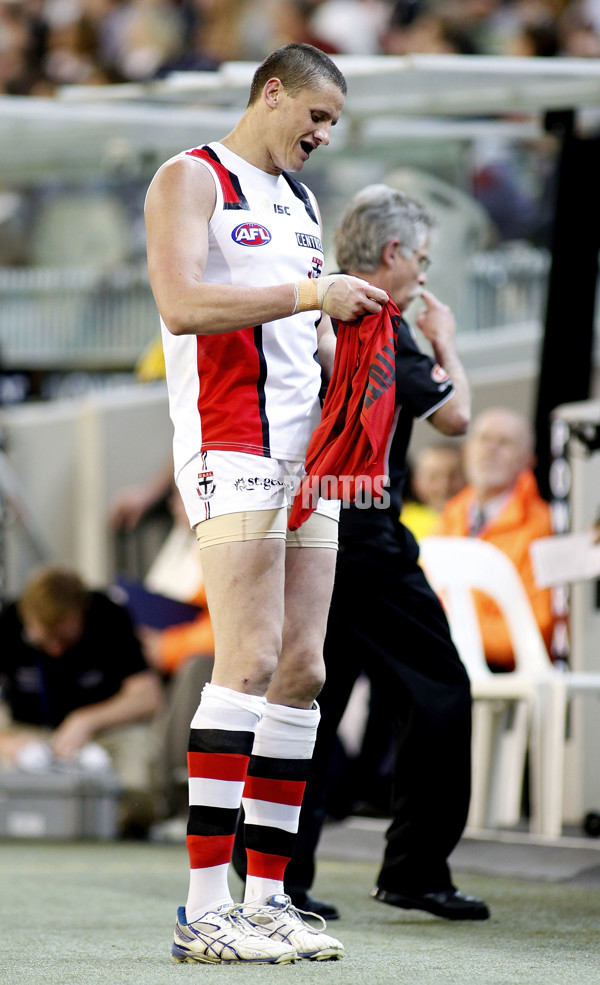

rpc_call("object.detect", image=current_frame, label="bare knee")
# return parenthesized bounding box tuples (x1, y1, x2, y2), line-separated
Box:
(212, 635, 281, 696)
(268, 644, 326, 708)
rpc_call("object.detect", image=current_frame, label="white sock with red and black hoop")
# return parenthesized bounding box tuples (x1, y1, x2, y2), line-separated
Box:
(185, 682, 266, 922)
(242, 701, 320, 904)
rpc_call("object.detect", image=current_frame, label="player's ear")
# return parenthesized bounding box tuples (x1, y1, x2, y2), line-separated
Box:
(264, 78, 283, 109)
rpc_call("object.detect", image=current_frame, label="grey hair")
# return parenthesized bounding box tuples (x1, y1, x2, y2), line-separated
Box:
(334, 184, 435, 274)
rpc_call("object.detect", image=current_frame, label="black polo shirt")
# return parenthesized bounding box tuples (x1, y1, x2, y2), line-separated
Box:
(0, 592, 148, 729)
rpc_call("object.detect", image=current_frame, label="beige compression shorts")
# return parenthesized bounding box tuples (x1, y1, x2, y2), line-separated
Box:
(195, 506, 338, 550)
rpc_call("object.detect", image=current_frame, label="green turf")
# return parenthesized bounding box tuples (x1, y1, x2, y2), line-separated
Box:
(0, 840, 598, 985)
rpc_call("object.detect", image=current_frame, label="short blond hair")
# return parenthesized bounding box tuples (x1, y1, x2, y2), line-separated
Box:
(18, 566, 88, 629)
(248, 43, 346, 106)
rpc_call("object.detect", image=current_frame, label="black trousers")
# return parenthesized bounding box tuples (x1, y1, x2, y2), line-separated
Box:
(233, 541, 472, 896)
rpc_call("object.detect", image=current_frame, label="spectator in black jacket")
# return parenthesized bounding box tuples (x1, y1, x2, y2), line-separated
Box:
(0, 565, 163, 835)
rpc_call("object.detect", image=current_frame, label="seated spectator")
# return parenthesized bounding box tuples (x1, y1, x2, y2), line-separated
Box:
(401, 441, 465, 539)
(381, 0, 485, 55)
(111, 474, 214, 677)
(558, 1, 600, 58)
(436, 406, 556, 671)
(308, 0, 391, 54)
(0, 565, 163, 836)
(110, 477, 216, 817)
(132, 484, 215, 677)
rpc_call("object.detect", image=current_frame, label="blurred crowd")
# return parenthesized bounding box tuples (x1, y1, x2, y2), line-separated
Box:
(2, 0, 600, 96)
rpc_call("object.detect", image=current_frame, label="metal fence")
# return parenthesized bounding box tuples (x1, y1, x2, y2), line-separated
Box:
(0, 263, 159, 370)
(0, 248, 553, 372)
(465, 244, 551, 331)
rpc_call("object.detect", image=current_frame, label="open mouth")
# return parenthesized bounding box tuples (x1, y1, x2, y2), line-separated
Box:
(300, 140, 313, 157)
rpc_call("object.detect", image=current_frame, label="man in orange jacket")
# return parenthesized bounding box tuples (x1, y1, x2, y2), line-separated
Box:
(436, 406, 555, 671)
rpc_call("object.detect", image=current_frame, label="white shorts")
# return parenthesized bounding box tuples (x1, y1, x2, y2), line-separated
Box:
(177, 450, 340, 528)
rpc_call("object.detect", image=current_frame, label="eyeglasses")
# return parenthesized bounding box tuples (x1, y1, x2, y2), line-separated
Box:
(394, 249, 431, 272)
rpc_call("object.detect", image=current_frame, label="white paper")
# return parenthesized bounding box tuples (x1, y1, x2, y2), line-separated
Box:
(530, 532, 600, 587)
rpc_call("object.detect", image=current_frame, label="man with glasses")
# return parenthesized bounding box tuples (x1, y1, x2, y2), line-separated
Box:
(235, 183, 489, 922)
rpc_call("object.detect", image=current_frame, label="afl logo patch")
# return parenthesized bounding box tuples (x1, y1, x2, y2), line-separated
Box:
(232, 222, 272, 246)
(431, 364, 450, 384)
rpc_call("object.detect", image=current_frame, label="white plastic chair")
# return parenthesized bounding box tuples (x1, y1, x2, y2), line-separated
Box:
(418, 536, 598, 838)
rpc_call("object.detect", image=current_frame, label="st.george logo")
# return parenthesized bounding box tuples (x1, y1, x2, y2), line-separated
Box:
(232, 223, 272, 247)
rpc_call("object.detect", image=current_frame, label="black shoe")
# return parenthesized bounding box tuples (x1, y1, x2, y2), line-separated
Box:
(289, 891, 340, 920)
(371, 886, 490, 921)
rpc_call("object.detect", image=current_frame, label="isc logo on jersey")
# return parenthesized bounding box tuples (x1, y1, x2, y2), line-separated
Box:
(232, 223, 272, 247)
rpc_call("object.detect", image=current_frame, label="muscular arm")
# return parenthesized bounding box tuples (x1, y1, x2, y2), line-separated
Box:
(416, 289, 470, 436)
(145, 157, 388, 337)
(51, 671, 163, 760)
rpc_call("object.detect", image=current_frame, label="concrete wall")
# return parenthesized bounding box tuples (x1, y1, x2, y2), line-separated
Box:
(0, 382, 172, 596)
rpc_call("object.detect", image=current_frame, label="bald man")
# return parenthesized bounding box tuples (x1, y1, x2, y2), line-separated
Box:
(436, 407, 556, 671)
(412, 443, 465, 515)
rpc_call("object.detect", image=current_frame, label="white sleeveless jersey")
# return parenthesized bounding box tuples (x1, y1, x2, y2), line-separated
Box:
(159, 141, 325, 478)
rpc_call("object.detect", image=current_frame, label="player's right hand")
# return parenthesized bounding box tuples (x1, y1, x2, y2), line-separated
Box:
(321, 274, 389, 321)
